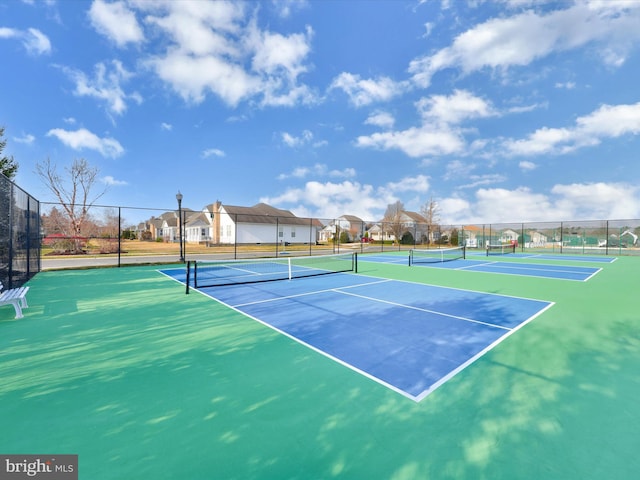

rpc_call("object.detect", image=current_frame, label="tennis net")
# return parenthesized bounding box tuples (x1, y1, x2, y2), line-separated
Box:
(409, 246, 465, 265)
(189, 252, 357, 288)
(486, 244, 516, 256)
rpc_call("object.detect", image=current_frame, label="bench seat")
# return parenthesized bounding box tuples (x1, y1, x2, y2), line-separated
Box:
(0, 284, 30, 319)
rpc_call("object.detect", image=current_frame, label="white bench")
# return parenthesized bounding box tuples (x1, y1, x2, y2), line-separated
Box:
(0, 281, 30, 319)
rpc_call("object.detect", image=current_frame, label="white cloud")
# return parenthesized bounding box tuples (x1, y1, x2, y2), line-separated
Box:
(24, 28, 51, 55)
(519, 160, 537, 171)
(261, 180, 395, 219)
(88, 0, 144, 47)
(503, 101, 640, 156)
(329, 72, 409, 107)
(277, 163, 356, 180)
(142, 1, 317, 108)
(356, 90, 497, 158)
(551, 182, 640, 220)
(0, 27, 51, 55)
(46, 128, 124, 158)
(281, 129, 315, 148)
(61, 60, 141, 117)
(357, 125, 465, 158)
(555, 81, 576, 89)
(148, 51, 260, 106)
(409, 3, 640, 87)
(101, 175, 128, 186)
(271, 0, 309, 18)
(471, 187, 557, 223)
(160, 122, 172, 131)
(416, 89, 497, 125)
(365, 111, 395, 129)
(202, 148, 225, 158)
(249, 25, 310, 78)
(13, 133, 35, 144)
(439, 182, 640, 224)
(266, 174, 431, 219)
(384, 174, 430, 194)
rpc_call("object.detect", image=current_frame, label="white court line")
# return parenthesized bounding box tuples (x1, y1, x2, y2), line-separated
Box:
(470, 263, 597, 275)
(334, 289, 512, 331)
(231, 278, 393, 308)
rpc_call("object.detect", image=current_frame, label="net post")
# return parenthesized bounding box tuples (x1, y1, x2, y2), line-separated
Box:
(193, 260, 198, 288)
(185, 261, 191, 294)
(463, 245, 466, 259)
(354, 252, 358, 273)
(288, 257, 292, 280)
(408, 250, 412, 266)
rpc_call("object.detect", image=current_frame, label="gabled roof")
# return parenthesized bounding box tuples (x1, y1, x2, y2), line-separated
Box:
(184, 212, 210, 227)
(402, 211, 427, 222)
(220, 203, 313, 226)
(338, 214, 364, 223)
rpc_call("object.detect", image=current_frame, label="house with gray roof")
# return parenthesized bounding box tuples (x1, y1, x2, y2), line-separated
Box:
(183, 202, 320, 245)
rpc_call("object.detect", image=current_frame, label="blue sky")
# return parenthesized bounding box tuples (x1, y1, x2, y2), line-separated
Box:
(2, 0, 640, 226)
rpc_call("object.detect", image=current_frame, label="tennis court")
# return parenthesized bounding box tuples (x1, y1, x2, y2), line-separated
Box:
(161, 257, 552, 401)
(360, 248, 602, 281)
(1, 252, 639, 479)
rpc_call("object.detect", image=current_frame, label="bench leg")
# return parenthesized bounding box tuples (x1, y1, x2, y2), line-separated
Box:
(11, 301, 24, 319)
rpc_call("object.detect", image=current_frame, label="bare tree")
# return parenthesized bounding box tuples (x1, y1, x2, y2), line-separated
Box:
(36, 158, 108, 252)
(383, 201, 405, 245)
(421, 197, 441, 244)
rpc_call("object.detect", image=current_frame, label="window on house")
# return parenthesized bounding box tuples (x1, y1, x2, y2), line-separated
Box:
(278, 226, 284, 238)
(220, 226, 224, 237)
(291, 226, 296, 238)
(226, 225, 232, 237)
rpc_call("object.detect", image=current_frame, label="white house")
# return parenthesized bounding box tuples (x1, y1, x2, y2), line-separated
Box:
(318, 215, 365, 243)
(181, 202, 320, 245)
(368, 211, 430, 243)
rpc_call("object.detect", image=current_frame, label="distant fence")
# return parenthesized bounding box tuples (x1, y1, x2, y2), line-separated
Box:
(0, 174, 40, 289)
(38, 201, 640, 270)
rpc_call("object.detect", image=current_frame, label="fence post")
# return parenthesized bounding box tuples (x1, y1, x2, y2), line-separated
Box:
(275, 217, 279, 257)
(8, 181, 13, 289)
(234, 213, 238, 259)
(26, 195, 31, 280)
(309, 217, 313, 256)
(118, 207, 122, 267)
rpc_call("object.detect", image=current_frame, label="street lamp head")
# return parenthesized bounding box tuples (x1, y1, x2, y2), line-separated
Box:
(176, 191, 183, 203)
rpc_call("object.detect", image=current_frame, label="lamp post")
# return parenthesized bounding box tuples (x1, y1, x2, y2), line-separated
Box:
(176, 191, 184, 262)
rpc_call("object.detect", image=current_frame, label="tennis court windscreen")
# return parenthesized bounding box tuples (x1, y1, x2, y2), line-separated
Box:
(190, 252, 357, 288)
(409, 246, 465, 265)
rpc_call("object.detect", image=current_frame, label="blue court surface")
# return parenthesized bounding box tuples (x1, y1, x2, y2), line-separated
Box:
(515, 253, 616, 263)
(465, 250, 617, 263)
(360, 253, 602, 281)
(426, 259, 601, 281)
(161, 268, 553, 401)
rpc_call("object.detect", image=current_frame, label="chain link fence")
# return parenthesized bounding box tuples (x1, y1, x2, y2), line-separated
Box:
(35, 200, 640, 271)
(0, 174, 40, 289)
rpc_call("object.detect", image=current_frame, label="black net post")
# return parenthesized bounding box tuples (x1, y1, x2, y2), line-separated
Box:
(185, 261, 190, 294)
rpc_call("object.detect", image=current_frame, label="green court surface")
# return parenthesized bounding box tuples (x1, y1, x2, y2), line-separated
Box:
(1, 255, 639, 479)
